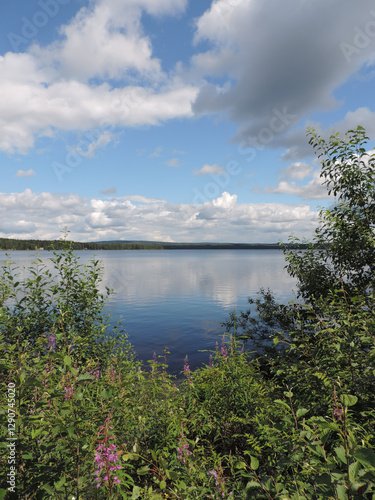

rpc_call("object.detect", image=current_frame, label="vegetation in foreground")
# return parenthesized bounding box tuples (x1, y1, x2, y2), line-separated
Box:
(0, 127, 375, 499)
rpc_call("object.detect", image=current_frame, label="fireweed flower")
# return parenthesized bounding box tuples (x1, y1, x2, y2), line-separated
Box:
(209, 464, 230, 497)
(333, 407, 344, 420)
(91, 367, 100, 380)
(177, 440, 192, 464)
(107, 366, 117, 382)
(45, 365, 54, 375)
(221, 345, 228, 359)
(95, 409, 121, 490)
(94, 442, 121, 488)
(332, 387, 344, 421)
(64, 386, 74, 401)
(47, 333, 56, 351)
(184, 355, 192, 384)
(209, 469, 221, 493)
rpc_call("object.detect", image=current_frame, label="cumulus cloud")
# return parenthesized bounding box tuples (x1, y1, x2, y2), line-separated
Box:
(0, 0, 197, 154)
(192, 0, 375, 144)
(193, 163, 226, 175)
(32, 0, 188, 83)
(0, 189, 318, 242)
(265, 169, 329, 200)
(16, 169, 36, 178)
(279, 162, 313, 180)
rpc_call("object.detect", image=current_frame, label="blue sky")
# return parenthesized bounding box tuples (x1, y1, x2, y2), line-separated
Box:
(1, 0, 375, 242)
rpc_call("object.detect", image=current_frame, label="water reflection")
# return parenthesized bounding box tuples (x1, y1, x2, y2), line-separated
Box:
(0, 249, 297, 372)
(100, 250, 296, 306)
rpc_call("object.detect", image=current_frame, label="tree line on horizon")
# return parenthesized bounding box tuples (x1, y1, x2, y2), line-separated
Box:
(0, 238, 305, 251)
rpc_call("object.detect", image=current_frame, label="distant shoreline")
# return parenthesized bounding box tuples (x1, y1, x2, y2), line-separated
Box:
(0, 237, 308, 251)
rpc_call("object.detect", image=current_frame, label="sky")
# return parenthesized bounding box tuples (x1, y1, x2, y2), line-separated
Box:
(1, 0, 375, 243)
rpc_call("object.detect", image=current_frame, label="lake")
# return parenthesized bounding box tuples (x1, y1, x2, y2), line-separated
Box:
(0, 249, 297, 373)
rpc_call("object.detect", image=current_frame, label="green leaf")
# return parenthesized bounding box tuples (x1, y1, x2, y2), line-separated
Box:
(67, 426, 75, 437)
(274, 399, 291, 411)
(336, 484, 348, 500)
(296, 408, 308, 418)
(77, 373, 93, 382)
(335, 445, 347, 465)
(31, 427, 44, 439)
(42, 484, 54, 495)
(54, 476, 67, 489)
(341, 394, 358, 407)
(354, 448, 375, 468)
(348, 461, 361, 482)
(250, 455, 259, 470)
(63, 355, 72, 366)
(246, 481, 262, 489)
(137, 465, 150, 475)
(131, 486, 141, 499)
(177, 481, 187, 490)
(235, 461, 247, 469)
(160, 480, 166, 490)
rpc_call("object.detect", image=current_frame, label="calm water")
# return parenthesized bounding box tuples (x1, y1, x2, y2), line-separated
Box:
(0, 250, 297, 373)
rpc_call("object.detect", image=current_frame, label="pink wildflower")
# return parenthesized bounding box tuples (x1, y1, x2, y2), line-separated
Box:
(177, 440, 192, 464)
(95, 409, 121, 490)
(47, 333, 56, 351)
(184, 355, 192, 384)
(221, 345, 228, 359)
(333, 407, 343, 420)
(64, 386, 74, 401)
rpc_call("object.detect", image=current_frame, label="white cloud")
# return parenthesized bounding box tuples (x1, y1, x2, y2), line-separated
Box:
(75, 131, 112, 158)
(16, 169, 36, 178)
(212, 191, 237, 209)
(265, 169, 330, 200)
(193, 163, 226, 175)
(0, 0, 197, 154)
(0, 62, 198, 153)
(279, 162, 313, 180)
(0, 189, 318, 243)
(165, 158, 181, 167)
(32, 0, 187, 83)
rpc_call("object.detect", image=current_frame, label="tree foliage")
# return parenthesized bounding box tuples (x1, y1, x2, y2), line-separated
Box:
(285, 126, 375, 301)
